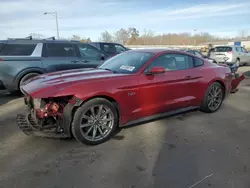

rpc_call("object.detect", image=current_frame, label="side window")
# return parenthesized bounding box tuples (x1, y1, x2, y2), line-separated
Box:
(194, 51, 203, 58)
(100, 43, 116, 55)
(194, 57, 204, 67)
(77, 44, 101, 58)
(235, 47, 242, 52)
(115, 44, 126, 53)
(147, 54, 193, 71)
(186, 50, 195, 55)
(46, 43, 75, 57)
(0, 44, 36, 56)
(241, 47, 247, 53)
(0, 43, 4, 51)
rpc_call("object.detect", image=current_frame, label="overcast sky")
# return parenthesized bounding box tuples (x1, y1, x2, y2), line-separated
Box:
(0, 0, 250, 41)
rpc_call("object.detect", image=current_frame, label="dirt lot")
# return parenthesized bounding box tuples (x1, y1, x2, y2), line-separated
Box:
(1, 67, 250, 188)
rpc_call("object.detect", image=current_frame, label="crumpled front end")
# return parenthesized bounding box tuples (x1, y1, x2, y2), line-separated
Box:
(16, 94, 80, 138)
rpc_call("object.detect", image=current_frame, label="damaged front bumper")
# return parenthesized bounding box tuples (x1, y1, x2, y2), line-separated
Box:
(16, 111, 70, 138)
(16, 96, 80, 138)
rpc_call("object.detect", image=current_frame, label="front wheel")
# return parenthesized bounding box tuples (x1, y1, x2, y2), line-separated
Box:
(19, 72, 40, 91)
(200, 82, 224, 113)
(71, 98, 118, 145)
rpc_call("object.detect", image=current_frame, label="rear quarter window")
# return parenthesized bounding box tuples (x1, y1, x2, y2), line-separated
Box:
(0, 44, 36, 56)
(214, 47, 232, 52)
(194, 57, 204, 67)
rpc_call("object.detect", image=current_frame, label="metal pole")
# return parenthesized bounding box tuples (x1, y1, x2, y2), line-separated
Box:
(55, 12, 60, 39)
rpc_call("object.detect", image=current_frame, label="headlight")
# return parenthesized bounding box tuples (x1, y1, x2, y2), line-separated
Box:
(33, 98, 41, 109)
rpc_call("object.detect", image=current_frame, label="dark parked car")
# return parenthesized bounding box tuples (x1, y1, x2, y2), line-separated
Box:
(0, 37, 108, 93)
(90, 42, 130, 57)
(180, 49, 217, 64)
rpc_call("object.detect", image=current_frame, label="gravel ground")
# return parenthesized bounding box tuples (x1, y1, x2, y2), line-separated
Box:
(0, 67, 250, 188)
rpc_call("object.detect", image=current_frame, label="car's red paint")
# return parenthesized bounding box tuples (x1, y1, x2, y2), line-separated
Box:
(21, 49, 241, 126)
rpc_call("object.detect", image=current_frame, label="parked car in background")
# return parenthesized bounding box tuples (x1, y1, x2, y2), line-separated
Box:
(209, 46, 250, 66)
(180, 49, 217, 64)
(90, 42, 130, 57)
(17, 49, 244, 145)
(0, 37, 108, 93)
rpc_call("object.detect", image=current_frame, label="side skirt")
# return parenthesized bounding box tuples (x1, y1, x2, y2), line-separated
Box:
(121, 106, 199, 127)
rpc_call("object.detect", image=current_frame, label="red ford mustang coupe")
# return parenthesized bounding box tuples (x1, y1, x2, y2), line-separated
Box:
(17, 49, 244, 145)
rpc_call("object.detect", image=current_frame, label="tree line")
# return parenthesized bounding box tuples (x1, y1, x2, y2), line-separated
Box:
(30, 28, 250, 45)
(98, 28, 250, 45)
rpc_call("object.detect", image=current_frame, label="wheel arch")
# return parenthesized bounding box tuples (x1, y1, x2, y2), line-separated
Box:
(14, 67, 45, 89)
(66, 95, 121, 136)
(211, 80, 226, 99)
(80, 95, 120, 116)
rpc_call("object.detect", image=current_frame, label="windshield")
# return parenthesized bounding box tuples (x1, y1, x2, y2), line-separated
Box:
(98, 51, 153, 74)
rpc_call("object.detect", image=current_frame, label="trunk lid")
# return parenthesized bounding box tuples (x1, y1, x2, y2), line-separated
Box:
(211, 46, 232, 62)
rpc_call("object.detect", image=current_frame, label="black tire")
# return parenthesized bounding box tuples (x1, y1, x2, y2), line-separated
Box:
(71, 98, 118, 145)
(19, 72, 40, 90)
(200, 82, 224, 113)
(236, 59, 240, 66)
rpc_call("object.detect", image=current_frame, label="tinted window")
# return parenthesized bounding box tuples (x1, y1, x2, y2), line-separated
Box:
(90, 43, 99, 49)
(235, 47, 242, 52)
(77, 44, 101, 58)
(100, 43, 116, 55)
(194, 57, 204, 67)
(147, 54, 193, 71)
(214, 47, 232, 52)
(241, 47, 247, 53)
(0, 43, 4, 51)
(46, 43, 75, 57)
(0, 44, 36, 56)
(115, 44, 126, 53)
(194, 51, 203, 58)
(186, 50, 195, 54)
(99, 51, 153, 74)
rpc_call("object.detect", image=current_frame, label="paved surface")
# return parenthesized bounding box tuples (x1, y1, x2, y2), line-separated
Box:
(1, 67, 250, 188)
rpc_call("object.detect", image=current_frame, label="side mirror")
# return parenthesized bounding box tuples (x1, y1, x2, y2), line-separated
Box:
(147, 66, 165, 74)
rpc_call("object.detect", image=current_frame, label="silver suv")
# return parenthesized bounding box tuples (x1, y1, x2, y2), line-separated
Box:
(0, 37, 108, 93)
(209, 46, 250, 65)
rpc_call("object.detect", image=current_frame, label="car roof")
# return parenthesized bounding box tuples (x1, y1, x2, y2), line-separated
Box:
(1, 38, 82, 44)
(214, 45, 234, 47)
(90, 42, 123, 45)
(128, 48, 187, 54)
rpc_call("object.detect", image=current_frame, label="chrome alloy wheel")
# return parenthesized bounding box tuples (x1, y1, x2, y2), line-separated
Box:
(79, 105, 114, 142)
(207, 85, 223, 111)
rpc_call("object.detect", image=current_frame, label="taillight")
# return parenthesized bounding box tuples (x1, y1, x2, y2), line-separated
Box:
(0, 58, 4, 61)
(227, 51, 232, 54)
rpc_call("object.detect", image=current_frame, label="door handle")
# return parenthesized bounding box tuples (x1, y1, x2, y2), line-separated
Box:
(185, 76, 192, 80)
(71, 60, 79, 63)
(82, 60, 90, 63)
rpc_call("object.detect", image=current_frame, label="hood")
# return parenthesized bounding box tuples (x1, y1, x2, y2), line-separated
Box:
(21, 68, 127, 97)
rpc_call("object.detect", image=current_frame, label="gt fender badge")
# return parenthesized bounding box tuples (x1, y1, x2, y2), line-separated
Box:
(128, 92, 136, 96)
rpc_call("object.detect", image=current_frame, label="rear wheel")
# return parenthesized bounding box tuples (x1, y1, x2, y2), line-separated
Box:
(71, 98, 118, 145)
(200, 82, 224, 113)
